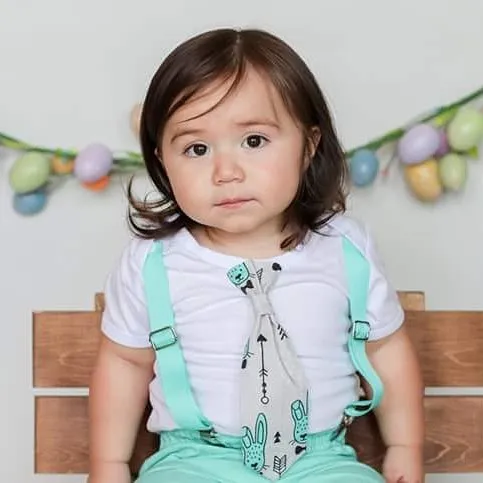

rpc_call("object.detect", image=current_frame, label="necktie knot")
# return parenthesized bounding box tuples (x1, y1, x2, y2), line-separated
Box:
(251, 292, 273, 317)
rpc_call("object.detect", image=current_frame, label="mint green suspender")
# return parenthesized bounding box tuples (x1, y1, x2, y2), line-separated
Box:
(142, 236, 383, 435)
(143, 241, 212, 431)
(339, 236, 384, 430)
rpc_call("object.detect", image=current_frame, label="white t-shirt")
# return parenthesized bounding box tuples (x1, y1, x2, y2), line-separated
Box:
(101, 215, 404, 436)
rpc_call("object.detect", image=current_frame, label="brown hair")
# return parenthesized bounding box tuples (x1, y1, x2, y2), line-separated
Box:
(128, 28, 347, 249)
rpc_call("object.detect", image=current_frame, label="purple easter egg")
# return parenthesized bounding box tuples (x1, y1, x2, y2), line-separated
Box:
(434, 129, 450, 157)
(74, 143, 113, 182)
(397, 124, 440, 165)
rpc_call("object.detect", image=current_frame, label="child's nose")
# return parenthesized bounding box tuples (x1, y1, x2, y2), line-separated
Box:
(212, 153, 244, 184)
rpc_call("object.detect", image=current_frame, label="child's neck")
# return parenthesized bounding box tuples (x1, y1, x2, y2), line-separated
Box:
(192, 223, 296, 259)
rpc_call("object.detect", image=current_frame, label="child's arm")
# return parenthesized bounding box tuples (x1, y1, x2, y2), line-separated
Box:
(366, 325, 425, 483)
(88, 335, 154, 483)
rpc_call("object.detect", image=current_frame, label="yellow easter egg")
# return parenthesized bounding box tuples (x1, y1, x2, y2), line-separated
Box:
(404, 158, 443, 202)
(51, 155, 75, 174)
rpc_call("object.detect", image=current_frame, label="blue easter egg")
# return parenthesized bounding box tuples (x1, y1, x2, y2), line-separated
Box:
(349, 149, 379, 187)
(13, 189, 48, 215)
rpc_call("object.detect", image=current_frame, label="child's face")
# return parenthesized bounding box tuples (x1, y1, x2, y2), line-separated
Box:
(160, 67, 309, 239)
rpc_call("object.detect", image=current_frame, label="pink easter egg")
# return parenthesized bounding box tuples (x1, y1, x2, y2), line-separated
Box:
(74, 143, 113, 183)
(434, 129, 450, 157)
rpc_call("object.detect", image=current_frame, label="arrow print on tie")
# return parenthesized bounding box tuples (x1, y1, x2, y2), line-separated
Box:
(277, 323, 288, 341)
(258, 334, 269, 404)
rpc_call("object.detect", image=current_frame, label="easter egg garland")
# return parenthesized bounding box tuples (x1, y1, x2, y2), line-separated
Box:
(2, 86, 483, 215)
(346, 86, 483, 201)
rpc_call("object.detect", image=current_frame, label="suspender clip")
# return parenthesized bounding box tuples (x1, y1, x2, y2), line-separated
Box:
(332, 413, 354, 440)
(351, 320, 370, 341)
(200, 428, 224, 446)
(149, 326, 178, 351)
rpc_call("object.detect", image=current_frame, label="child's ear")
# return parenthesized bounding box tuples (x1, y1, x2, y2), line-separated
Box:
(308, 127, 321, 158)
(303, 127, 321, 169)
(155, 147, 163, 162)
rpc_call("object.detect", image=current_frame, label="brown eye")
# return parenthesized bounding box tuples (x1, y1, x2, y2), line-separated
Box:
(243, 135, 268, 149)
(185, 143, 208, 157)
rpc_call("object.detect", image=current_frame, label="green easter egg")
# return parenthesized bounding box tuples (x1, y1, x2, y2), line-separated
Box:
(9, 152, 51, 193)
(438, 153, 467, 191)
(447, 108, 483, 151)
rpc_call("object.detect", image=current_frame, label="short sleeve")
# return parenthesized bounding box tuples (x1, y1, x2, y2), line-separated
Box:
(101, 238, 153, 348)
(363, 227, 404, 341)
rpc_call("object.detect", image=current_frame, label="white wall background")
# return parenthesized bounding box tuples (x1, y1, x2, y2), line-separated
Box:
(1, 1, 482, 481)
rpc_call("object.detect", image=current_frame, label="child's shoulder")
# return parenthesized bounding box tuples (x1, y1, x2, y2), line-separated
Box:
(122, 236, 154, 262)
(117, 233, 176, 271)
(322, 213, 369, 252)
(119, 230, 185, 268)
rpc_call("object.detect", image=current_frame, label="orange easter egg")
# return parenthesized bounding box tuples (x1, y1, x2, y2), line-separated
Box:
(404, 158, 443, 202)
(82, 175, 110, 191)
(51, 155, 75, 174)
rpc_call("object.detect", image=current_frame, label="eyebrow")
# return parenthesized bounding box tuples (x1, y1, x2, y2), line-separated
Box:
(234, 118, 280, 129)
(169, 128, 204, 144)
(169, 118, 280, 144)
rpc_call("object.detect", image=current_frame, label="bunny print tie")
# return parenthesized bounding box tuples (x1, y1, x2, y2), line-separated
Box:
(227, 260, 309, 480)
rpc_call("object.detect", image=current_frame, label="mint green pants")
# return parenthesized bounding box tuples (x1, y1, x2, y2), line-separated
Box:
(135, 428, 384, 482)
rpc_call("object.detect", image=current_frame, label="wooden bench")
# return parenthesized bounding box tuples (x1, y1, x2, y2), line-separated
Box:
(32, 292, 483, 475)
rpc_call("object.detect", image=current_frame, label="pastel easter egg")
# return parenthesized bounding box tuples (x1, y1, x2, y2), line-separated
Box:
(397, 124, 440, 165)
(447, 107, 483, 151)
(438, 153, 467, 191)
(82, 175, 110, 191)
(9, 152, 51, 194)
(51, 155, 75, 175)
(404, 158, 442, 202)
(434, 129, 450, 157)
(349, 149, 379, 187)
(13, 188, 48, 215)
(74, 143, 113, 183)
